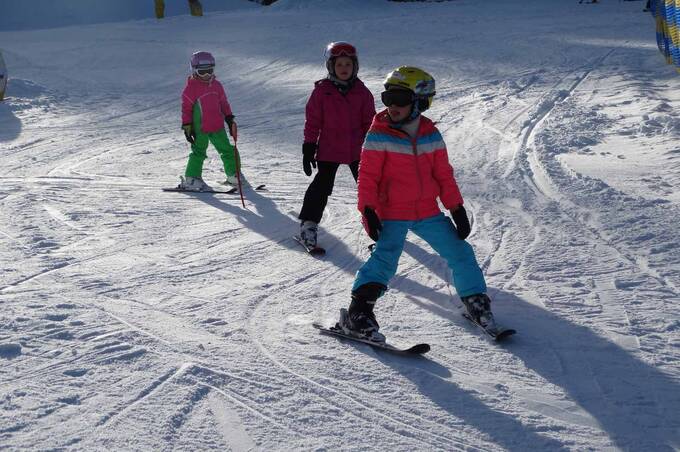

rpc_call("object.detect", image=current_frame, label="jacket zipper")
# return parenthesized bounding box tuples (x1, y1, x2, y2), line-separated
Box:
(392, 125, 423, 219)
(411, 136, 422, 219)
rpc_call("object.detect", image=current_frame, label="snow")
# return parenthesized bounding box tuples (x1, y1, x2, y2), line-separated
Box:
(1, 0, 679, 450)
(0, 0, 257, 31)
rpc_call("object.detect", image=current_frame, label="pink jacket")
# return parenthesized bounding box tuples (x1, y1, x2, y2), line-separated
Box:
(181, 76, 233, 133)
(358, 110, 464, 221)
(304, 79, 376, 164)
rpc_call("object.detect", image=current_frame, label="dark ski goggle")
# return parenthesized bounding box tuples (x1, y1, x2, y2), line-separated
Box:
(381, 90, 414, 107)
(196, 67, 214, 76)
(326, 42, 357, 58)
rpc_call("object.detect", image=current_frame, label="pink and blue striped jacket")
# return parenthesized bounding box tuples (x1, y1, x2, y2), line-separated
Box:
(358, 110, 464, 221)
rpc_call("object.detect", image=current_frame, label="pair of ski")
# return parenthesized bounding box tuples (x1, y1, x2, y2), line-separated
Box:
(295, 237, 513, 354)
(163, 182, 266, 194)
(314, 313, 515, 356)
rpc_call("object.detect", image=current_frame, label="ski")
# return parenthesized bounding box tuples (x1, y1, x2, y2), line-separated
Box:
(462, 313, 516, 341)
(293, 235, 326, 256)
(313, 323, 430, 355)
(217, 181, 267, 192)
(162, 187, 237, 194)
(163, 183, 266, 194)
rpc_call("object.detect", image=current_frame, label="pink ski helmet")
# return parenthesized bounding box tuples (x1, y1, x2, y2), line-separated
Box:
(190, 51, 215, 75)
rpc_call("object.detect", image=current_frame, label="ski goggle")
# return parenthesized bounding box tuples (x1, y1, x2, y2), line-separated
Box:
(196, 67, 214, 76)
(381, 89, 414, 107)
(325, 41, 357, 58)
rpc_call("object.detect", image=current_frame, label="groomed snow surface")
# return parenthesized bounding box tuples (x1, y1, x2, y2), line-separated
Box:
(1, 0, 679, 450)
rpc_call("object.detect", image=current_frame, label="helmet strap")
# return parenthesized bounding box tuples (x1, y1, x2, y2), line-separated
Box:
(408, 96, 430, 120)
(398, 96, 423, 122)
(327, 73, 355, 94)
(406, 107, 421, 122)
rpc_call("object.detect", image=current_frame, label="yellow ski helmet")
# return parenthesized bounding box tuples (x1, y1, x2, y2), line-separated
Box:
(383, 66, 436, 112)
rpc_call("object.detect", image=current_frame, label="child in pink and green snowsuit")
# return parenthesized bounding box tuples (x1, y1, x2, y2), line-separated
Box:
(180, 51, 238, 191)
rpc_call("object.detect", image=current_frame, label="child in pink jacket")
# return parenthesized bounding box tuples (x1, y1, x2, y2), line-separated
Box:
(297, 41, 376, 249)
(179, 51, 238, 191)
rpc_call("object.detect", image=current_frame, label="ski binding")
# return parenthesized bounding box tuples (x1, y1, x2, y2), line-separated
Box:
(462, 313, 516, 341)
(293, 235, 326, 256)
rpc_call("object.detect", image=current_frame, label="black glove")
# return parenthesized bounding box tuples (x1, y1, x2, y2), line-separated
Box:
(364, 207, 382, 242)
(450, 206, 471, 240)
(182, 124, 195, 144)
(225, 115, 237, 140)
(302, 142, 317, 176)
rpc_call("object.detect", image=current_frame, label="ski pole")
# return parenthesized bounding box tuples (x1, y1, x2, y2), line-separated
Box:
(233, 139, 245, 208)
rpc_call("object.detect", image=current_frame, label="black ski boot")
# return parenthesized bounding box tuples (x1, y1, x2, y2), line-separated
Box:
(461, 293, 498, 331)
(339, 283, 387, 342)
(299, 220, 318, 248)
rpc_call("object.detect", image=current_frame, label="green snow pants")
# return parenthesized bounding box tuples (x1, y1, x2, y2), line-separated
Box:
(185, 105, 238, 179)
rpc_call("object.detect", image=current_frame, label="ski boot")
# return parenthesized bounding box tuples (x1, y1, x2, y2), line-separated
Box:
(180, 176, 211, 192)
(222, 173, 249, 188)
(461, 293, 498, 331)
(338, 283, 387, 343)
(299, 220, 319, 248)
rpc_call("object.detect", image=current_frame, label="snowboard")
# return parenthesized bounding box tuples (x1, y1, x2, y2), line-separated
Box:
(313, 323, 430, 355)
(293, 235, 326, 256)
(462, 313, 516, 341)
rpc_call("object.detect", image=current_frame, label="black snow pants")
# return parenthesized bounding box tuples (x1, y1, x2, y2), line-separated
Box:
(299, 160, 359, 224)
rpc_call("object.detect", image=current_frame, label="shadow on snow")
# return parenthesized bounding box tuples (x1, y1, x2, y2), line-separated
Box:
(190, 186, 462, 307)
(387, 288, 680, 451)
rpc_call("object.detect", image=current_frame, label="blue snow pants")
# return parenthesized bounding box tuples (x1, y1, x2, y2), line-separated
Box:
(352, 213, 487, 299)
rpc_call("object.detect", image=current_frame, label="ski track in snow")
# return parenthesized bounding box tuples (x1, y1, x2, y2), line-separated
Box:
(1, 1, 680, 451)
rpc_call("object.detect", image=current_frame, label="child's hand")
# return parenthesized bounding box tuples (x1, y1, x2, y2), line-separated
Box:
(363, 207, 382, 242)
(302, 143, 318, 176)
(450, 206, 471, 240)
(225, 115, 237, 141)
(182, 124, 195, 144)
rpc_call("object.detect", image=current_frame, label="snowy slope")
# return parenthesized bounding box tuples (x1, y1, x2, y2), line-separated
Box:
(0, 0, 258, 31)
(1, 0, 679, 450)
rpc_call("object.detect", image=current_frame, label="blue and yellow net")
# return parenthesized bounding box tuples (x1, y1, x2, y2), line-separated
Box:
(651, 0, 680, 72)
